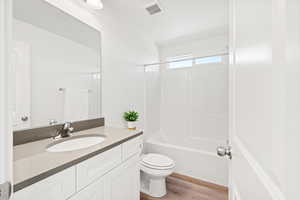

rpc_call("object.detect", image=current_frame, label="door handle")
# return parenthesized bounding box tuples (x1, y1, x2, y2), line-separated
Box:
(21, 116, 29, 122)
(217, 145, 232, 159)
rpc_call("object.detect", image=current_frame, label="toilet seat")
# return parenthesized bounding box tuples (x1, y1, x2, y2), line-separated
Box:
(141, 154, 174, 170)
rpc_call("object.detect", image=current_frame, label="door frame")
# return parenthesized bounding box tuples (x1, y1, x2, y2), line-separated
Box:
(228, 0, 236, 199)
(0, 0, 13, 193)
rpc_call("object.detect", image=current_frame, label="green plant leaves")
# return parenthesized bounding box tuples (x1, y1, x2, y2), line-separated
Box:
(123, 111, 139, 122)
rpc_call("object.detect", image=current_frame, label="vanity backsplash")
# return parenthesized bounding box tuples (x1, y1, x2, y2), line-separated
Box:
(13, 118, 105, 146)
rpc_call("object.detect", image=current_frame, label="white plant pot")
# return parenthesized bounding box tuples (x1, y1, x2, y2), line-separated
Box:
(127, 121, 136, 130)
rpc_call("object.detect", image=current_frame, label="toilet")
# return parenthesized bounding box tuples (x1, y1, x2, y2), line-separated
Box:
(140, 153, 175, 198)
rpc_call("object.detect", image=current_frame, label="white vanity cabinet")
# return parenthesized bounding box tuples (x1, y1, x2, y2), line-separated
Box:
(13, 136, 143, 200)
(76, 146, 122, 191)
(69, 177, 105, 200)
(13, 167, 76, 200)
(104, 154, 140, 200)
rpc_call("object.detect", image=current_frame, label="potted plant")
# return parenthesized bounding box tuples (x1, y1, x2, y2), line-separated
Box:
(123, 111, 139, 130)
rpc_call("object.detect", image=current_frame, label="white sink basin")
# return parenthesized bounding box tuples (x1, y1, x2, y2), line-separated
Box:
(46, 135, 106, 152)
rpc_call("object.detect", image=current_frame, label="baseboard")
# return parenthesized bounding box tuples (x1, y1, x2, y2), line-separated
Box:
(170, 173, 228, 192)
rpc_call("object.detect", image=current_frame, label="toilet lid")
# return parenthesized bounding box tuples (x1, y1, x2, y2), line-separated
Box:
(141, 154, 174, 168)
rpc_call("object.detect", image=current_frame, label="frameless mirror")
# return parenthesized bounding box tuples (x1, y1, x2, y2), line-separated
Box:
(12, 0, 101, 130)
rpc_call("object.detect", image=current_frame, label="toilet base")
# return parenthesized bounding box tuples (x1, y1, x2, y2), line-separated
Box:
(140, 172, 168, 198)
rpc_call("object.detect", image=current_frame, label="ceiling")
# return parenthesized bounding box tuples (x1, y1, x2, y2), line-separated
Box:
(101, 0, 228, 46)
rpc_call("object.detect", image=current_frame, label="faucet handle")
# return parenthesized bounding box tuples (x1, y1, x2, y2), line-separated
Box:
(63, 122, 74, 133)
(63, 122, 72, 130)
(69, 127, 74, 133)
(52, 122, 74, 140)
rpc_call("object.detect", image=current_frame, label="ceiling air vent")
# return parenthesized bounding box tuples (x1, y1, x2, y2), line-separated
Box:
(145, 1, 162, 15)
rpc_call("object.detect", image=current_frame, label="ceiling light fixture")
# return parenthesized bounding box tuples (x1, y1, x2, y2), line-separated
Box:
(84, 0, 103, 10)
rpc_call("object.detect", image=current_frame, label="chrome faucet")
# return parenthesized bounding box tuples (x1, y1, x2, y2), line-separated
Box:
(53, 122, 74, 139)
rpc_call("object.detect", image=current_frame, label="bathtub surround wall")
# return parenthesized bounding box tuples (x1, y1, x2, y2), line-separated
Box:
(145, 32, 229, 186)
(144, 70, 161, 139)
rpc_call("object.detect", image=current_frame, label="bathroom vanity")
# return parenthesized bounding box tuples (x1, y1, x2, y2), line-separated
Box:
(13, 127, 143, 200)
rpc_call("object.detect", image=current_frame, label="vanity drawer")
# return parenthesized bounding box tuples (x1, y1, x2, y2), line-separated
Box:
(13, 167, 76, 200)
(76, 145, 122, 190)
(122, 136, 143, 161)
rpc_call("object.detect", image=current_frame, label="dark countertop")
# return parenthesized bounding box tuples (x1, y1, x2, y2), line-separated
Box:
(13, 127, 143, 192)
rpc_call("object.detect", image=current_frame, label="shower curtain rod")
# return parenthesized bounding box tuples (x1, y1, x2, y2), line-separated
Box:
(143, 52, 228, 67)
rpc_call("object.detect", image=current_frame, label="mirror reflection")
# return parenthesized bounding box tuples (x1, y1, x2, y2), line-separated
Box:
(12, 0, 102, 130)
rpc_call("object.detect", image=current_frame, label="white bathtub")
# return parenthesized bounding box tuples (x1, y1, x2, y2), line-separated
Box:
(144, 137, 228, 186)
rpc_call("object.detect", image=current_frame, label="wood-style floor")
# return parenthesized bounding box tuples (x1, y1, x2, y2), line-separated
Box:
(140, 174, 228, 200)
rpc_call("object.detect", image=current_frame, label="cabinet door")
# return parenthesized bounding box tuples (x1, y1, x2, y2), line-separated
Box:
(122, 136, 143, 161)
(105, 154, 140, 200)
(69, 177, 105, 200)
(77, 145, 122, 190)
(13, 167, 76, 200)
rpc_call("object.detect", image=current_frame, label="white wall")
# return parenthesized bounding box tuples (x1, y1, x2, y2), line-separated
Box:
(13, 19, 101, 127)
(158, 29, 228, 60)
(97, 7, 159, 129)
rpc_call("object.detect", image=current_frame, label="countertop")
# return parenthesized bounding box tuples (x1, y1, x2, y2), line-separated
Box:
(13, 127, 143, 192)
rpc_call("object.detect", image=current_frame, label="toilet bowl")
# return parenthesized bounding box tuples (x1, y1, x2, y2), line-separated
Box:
(140, 153, 175, 198)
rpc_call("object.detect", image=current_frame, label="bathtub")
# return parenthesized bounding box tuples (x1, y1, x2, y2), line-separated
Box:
(144, 136, 228, 186)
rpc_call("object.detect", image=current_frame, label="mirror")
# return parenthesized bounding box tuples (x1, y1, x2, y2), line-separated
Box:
(12, 0, 101, 130)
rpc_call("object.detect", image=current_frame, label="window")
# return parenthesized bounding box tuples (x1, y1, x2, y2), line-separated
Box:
(145, 64, 159, 72)
(195, 56, 222, 65)
(167, 55, 224, 70)
(168, 55, 193, 69)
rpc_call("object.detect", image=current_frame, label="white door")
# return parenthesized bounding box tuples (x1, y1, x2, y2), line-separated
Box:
(223, 0, 299, 199)
(12, 42, 31, 130)
(104, 154, 140, 200)
(0, 0, 13, 199)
